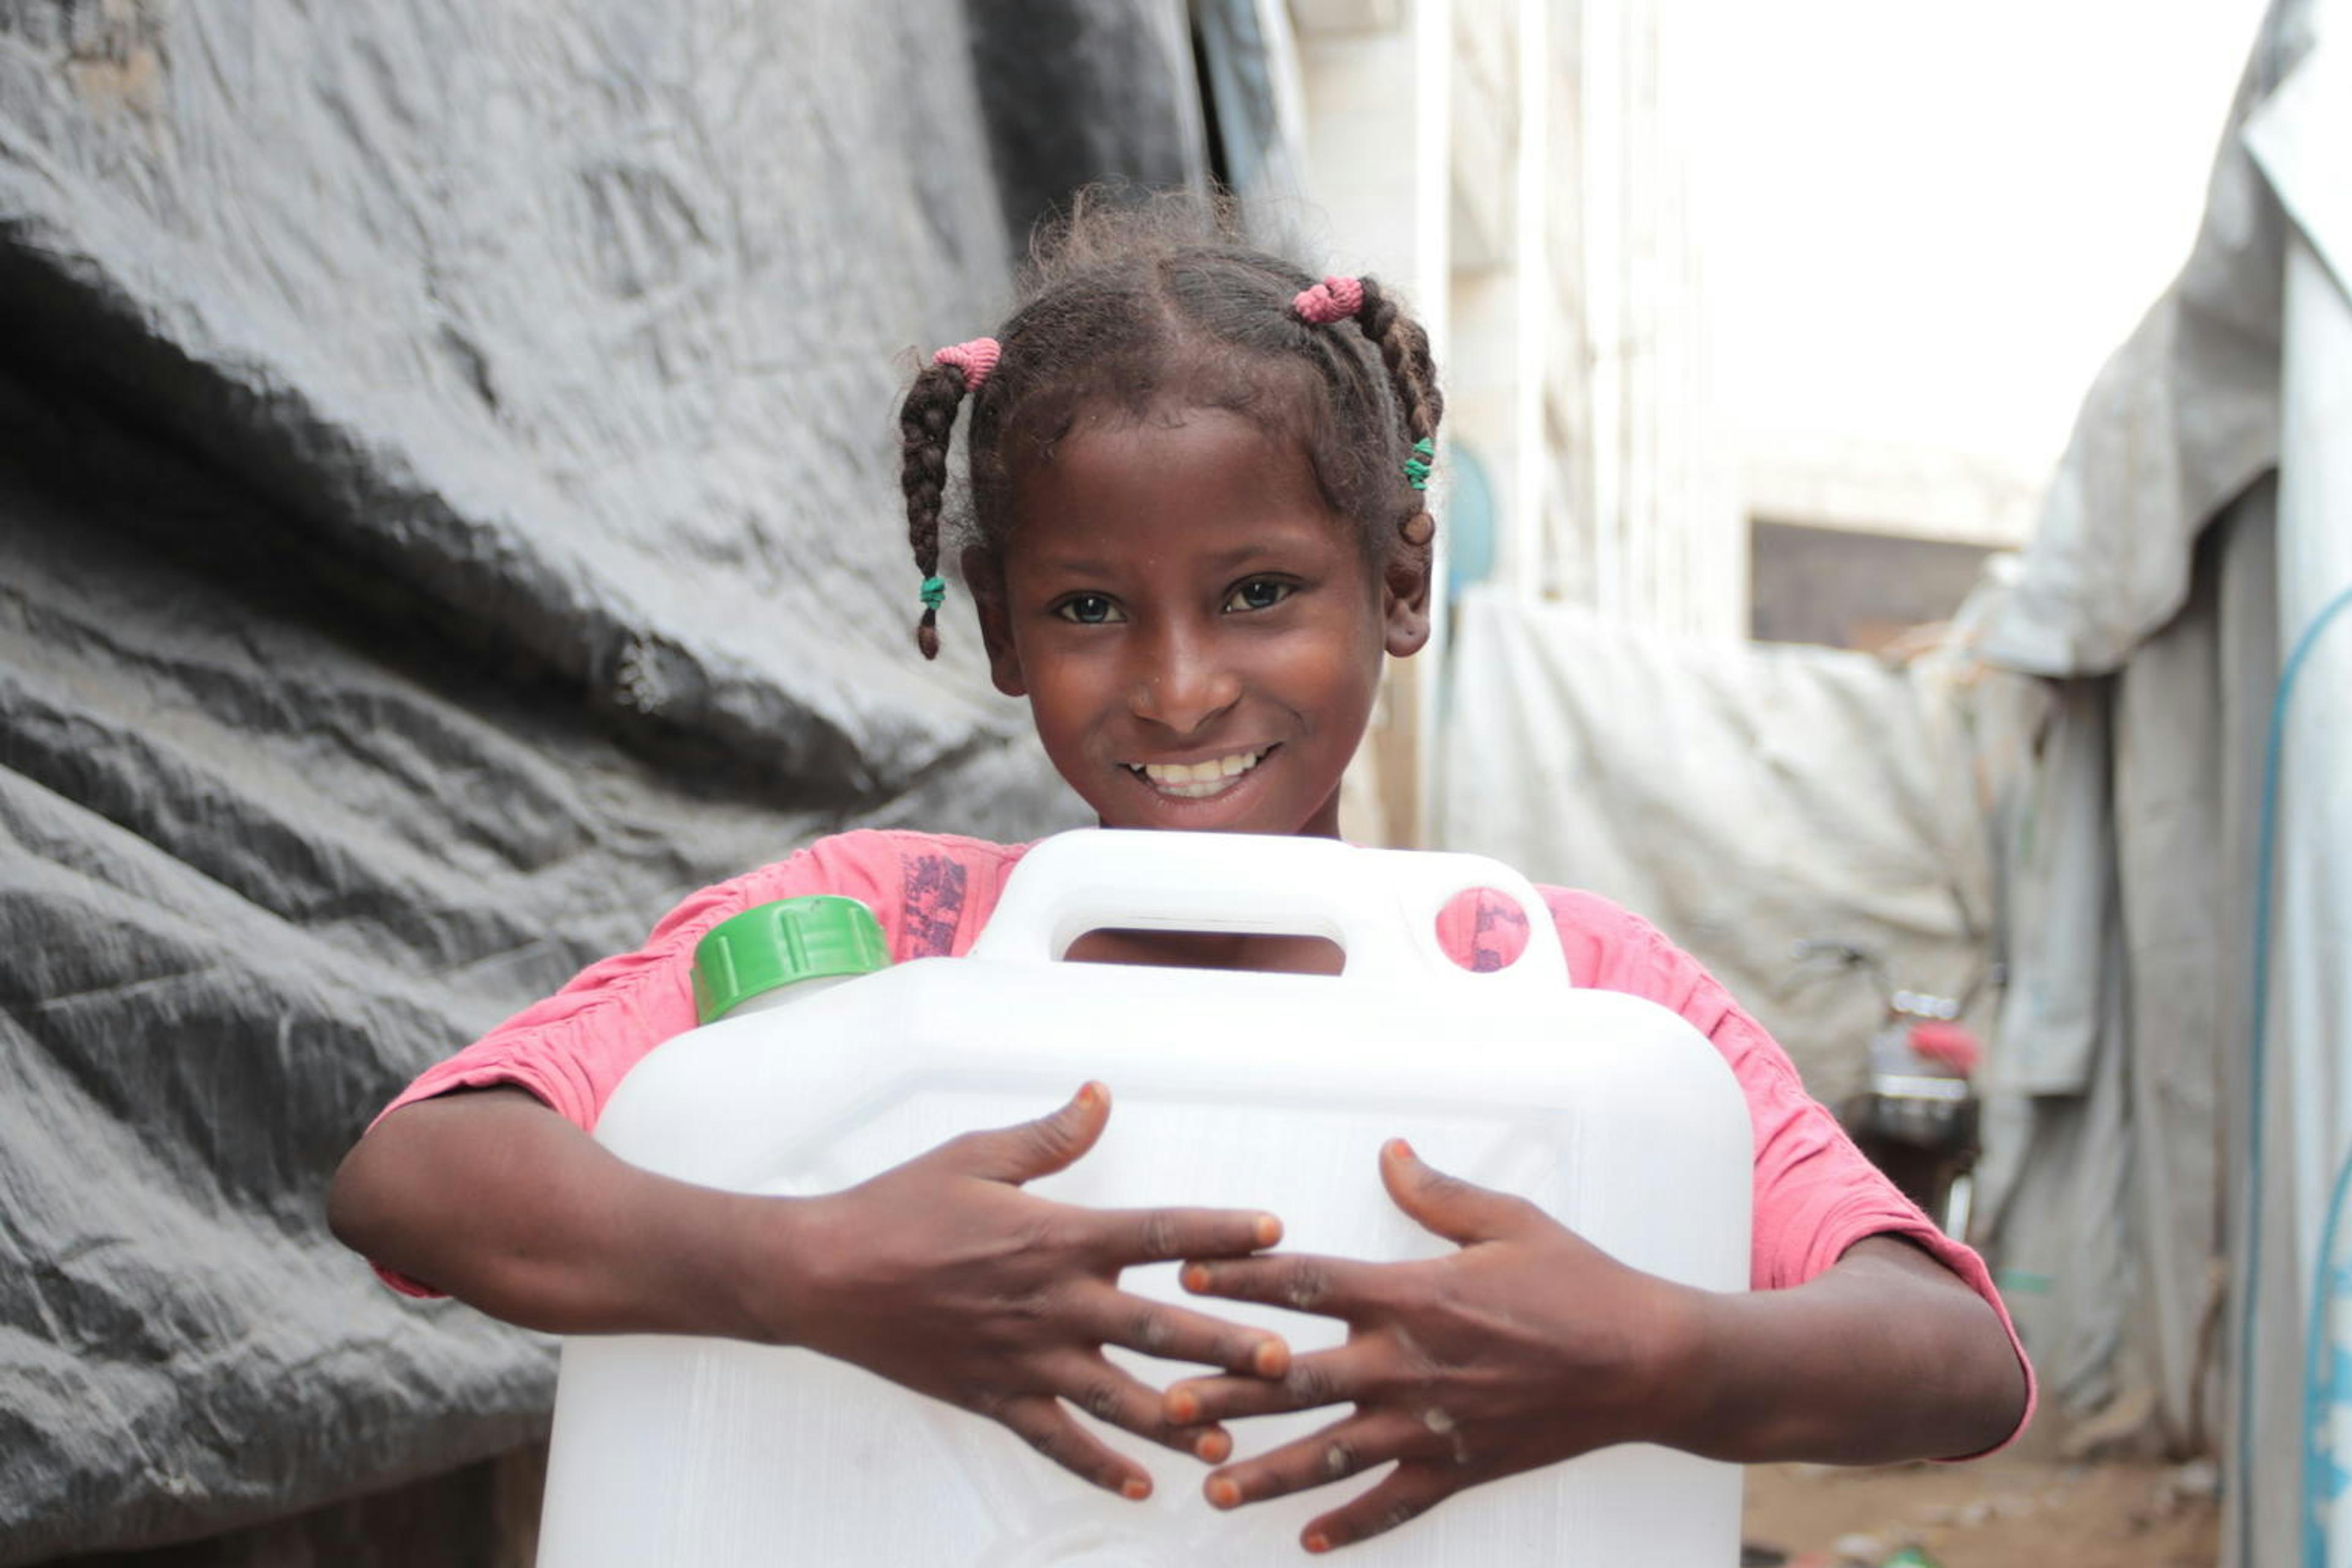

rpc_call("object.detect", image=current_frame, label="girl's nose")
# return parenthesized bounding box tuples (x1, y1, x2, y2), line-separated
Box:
(1126, 628, 1242, 735)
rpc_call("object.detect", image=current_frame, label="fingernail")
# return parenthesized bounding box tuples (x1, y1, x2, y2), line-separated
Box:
(1384, 1137, 1415, 1163)
(1252, 1338, 1290, 1378)
(1168, 1389, 1201, 1423)
(1121, 1476, 1151, 1501)
(1077, 1082, 1106, 1109)
(1181, 1264, 1212, 1293)
(1194, 1430, 1232, 1463)
(1254, 1213, 1283, 1246)
(1304, 1532, 1332, 1555)
(1207, 1477, 1242, 1510)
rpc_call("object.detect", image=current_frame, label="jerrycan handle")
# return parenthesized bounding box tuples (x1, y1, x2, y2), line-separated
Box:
(971, 829, 1572, 989)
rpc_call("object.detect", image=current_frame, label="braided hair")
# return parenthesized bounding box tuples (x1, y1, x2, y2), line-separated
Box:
(895, 193, 1442, 657)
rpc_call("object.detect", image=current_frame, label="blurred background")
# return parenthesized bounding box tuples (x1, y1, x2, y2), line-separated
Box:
(3, 1, 2346, 1565)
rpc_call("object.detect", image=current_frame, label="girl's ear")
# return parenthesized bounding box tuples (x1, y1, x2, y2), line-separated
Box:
(963, 547, 1027, 697)
(1382, 521, 1435, 657)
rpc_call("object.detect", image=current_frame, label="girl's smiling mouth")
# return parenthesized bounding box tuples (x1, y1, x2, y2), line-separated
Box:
(1121, 745, 1277, 799)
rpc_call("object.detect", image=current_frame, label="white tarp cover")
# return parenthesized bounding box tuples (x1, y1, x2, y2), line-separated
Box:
(1435, 587, 2002, 1108)
(0, 1, 1250, 1558)
(1955, 0, 2349, 1559)
(1430, 586, 2169, 1423)
(2241, 20, 2352, 1554)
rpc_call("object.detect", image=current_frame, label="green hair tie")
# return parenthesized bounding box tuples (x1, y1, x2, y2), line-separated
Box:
(1402, 438, 1435, 492)
(919, 575, 948, 611)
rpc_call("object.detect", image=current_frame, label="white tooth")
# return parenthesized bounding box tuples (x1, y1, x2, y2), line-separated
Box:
(1158, 773, 1232, 798)
(1138, 753, 1267, 791)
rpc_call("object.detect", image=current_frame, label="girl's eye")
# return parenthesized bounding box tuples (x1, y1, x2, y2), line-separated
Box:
(1224, 578, 1294, 613)
(1054, 594, 1123, 625)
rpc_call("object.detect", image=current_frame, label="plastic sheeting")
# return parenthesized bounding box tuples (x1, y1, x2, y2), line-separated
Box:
(1962, 491, 2275, 1448)
(2245, 228, 2352, 1568)
(0, 0, 1232, 1557)
(2241, 75, 2352, 1562)
(0, 380, 1084, 1564)
(1970, 16, 2296, 679)
(1933, 0, 2350, 1559)
(0, 1, 1029, 797)
(1434, 587, 2000, 1106)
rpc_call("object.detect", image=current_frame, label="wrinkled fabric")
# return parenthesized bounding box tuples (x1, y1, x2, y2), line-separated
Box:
(1437, 588, 1999, 1109)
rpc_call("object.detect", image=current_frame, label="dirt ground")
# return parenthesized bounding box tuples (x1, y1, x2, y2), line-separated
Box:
(1743, 1455, 2221, 1567)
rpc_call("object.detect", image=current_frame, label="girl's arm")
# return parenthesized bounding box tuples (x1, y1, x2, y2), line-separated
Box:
(330, 1083, 1291, 1496)
(1671, 1229, 2026, 1463)
(1163, 1141, 2029, 1553)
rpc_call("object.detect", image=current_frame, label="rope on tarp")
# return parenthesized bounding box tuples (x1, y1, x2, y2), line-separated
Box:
(2299, 580, 2352, 1567)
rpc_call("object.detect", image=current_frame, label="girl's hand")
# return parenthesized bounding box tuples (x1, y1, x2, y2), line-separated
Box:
(1161, 1139, 1702, 1552)
(769, 1083, 1294, 1501)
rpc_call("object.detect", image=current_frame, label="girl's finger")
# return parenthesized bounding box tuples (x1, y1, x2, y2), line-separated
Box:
(1164, 1344, 1384, 1425)
(990, 1392, 1155, 1501)
(1177, 1251, 1383, 1317)
(1297, 1460, 1465, 1553)
(1076, 1286, 1292, 1378)
(1087, 1204, 1284, 1267)
(1039, 1350, 1237, 1463)
(936, 1083, 1112, 1185)
(1201, 1409, 1434, 1511)
(1377, 1139, 1544, 1246)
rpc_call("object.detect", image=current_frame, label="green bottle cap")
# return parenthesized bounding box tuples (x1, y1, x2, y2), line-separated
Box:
(692, 896, 889, 1023)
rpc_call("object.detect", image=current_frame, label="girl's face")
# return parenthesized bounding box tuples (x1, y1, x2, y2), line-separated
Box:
(973, 401, 1430, 838)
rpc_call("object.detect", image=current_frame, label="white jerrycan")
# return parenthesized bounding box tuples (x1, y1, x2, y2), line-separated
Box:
(535, 829, 1753, 1567)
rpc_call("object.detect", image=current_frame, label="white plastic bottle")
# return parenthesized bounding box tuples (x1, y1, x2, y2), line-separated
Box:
(535, 829, 1753, 1567)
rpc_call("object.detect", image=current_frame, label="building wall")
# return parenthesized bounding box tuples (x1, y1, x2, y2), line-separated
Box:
(1291, 0, 1738, 643)
(1282, 0, 1740, 837)
(1749, 519, 1997, 652)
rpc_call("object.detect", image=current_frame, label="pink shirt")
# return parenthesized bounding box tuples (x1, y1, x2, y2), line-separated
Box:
(376, 828, 2034, 1448)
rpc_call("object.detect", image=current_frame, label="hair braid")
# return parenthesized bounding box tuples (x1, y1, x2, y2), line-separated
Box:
(898, 361, 969, 658)
(1352, 277, 1442, 445)
(1352, 278, 1441, 546)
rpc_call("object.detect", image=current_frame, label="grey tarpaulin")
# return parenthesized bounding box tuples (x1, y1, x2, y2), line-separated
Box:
(0, 1, 1209, 1558)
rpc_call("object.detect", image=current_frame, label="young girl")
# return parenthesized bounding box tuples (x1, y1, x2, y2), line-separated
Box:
(331, 201, 2032, 1555)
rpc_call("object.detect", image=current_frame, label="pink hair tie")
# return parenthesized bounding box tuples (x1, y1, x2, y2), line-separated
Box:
(932, 337, 1001, 391)
(1292, 275, 1364, 325)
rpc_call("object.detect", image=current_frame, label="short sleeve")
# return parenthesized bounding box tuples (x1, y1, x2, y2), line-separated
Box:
(363, 831, 918, 1295)
(1537, 887, 2037, 1455)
